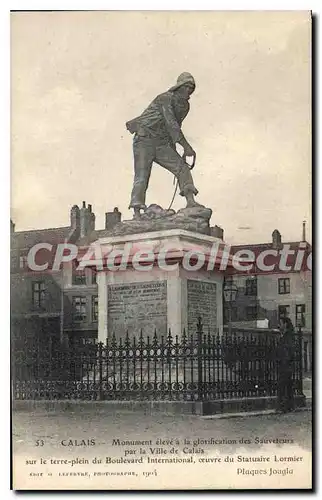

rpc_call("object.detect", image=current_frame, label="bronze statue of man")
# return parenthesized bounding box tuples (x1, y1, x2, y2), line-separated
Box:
(126, 72, 201, 219)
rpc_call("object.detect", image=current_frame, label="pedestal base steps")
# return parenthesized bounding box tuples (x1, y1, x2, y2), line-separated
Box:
(13, 394, 306, 415)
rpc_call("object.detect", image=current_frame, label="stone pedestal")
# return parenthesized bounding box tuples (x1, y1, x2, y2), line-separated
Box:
(89, 229, 227, 342)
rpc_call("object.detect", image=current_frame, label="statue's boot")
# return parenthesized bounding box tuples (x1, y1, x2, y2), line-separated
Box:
(185, 192, 205, 209)
(133, 205, 147, 219)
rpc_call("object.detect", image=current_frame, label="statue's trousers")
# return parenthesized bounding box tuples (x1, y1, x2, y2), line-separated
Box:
(129, 135, 198, 209)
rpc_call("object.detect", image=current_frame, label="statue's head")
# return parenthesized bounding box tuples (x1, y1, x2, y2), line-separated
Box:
(169, 72, 196, 98)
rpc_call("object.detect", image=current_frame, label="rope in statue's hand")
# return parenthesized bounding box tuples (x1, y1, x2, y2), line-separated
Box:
(168, 152, 196, 211)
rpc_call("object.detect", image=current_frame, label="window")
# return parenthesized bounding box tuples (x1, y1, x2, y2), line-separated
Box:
(278, 305, 290, 322)
(91, 270, 97, 285)
(11, 256, 19, 270)
(296, 304, 306, 327)
(73, 270, 87, 286)
(245, 276, 257, 296)
(278, 278, 290, 294)
(246, 305, 258, 320)
(32, 281, 45, 308)
(72, 297, 87, 322)
(20, 256, 27, 269)
(92, 295, 98, 322)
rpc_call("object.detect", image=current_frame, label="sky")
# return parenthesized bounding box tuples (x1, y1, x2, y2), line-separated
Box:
(11, 10, 311, 244)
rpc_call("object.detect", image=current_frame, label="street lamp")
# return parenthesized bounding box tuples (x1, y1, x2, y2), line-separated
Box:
(223, 281, 238, 335)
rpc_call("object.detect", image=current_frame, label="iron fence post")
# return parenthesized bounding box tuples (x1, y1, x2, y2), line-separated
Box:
(98, 342, 103, 401)
(197, 317, 203, 401)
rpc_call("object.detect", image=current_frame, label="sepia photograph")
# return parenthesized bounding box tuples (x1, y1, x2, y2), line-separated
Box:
(10, 9, 312, 490)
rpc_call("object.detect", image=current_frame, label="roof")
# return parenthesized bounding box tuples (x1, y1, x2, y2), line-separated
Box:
(227, 240, 312, 275)
(11, 226, 72, 249)
(231, 241, 311, 252)
(230, 241, 312, 255)
(75, 228, 122, 246)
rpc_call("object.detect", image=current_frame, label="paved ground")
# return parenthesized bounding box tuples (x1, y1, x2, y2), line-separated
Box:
(12, 374, 312, 456)
(303, 376, 312, 399)
(13, 406, 312, 455)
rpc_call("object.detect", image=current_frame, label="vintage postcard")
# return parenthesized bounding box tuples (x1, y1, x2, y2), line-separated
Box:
(11, 10, 312, 490)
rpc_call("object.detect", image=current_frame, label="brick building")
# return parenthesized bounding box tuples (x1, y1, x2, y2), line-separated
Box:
(10, 202, 122, 358)
(223, 227, 312, 372)
(224, 227, 312, 332)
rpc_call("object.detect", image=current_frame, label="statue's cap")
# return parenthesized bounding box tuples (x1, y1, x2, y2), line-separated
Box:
(169, 72, 195, 92)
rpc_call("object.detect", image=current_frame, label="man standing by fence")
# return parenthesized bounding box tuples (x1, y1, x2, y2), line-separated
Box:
(276, 317, 295, 413)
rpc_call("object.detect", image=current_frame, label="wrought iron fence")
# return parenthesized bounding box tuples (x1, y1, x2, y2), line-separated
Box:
(12, 318, 303, 401)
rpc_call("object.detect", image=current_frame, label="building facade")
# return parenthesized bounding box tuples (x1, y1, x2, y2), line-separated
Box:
(223, 229, 312, 372)
(224, 229, 312, 332)
(11, 202, 122, 358)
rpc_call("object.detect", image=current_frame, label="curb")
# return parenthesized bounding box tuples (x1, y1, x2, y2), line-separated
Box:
(201, 406, 312, 420)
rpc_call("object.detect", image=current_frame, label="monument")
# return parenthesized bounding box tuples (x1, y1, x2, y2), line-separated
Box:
(84, 73, 230, 341)
(108, 72, 213, 237)
(74, 73, 307, 417)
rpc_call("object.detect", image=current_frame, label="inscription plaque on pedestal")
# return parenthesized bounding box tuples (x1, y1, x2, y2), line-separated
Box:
(108, 281, 167, 338)
(187, 280, 217, 334)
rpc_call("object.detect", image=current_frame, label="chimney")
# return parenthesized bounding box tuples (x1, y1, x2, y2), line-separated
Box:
(105, 207, 122, 230)
(272, 229, 282, 249)
(70, 205, 80, 230)
(87, 203, 95, 232)
(80, 201, 88, 238)
(90, 211, 96, 232)
(10, 219, 15, 233)
(79, 201, 96, 237)
(302, 220, 306, 242)
(210, 225, 224, 240)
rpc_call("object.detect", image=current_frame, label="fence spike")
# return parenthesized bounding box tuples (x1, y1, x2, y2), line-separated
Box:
(124, 330, 130, 349)
(139, 329, 144, 347)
